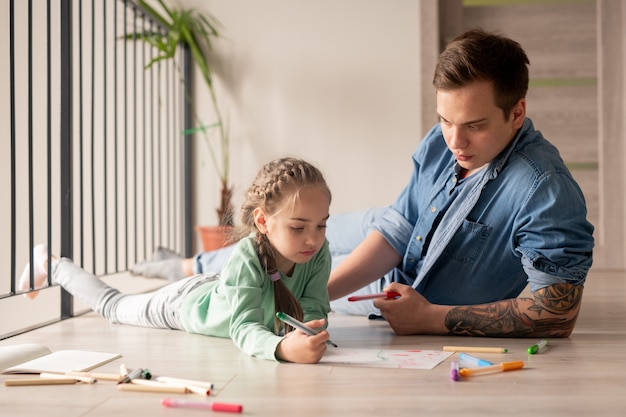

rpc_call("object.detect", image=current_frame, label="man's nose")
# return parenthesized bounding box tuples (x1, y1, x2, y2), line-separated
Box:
(448, 127, 468, 149)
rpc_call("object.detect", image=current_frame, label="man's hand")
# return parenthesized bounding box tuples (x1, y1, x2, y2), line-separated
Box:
(374, 283, 448, 335)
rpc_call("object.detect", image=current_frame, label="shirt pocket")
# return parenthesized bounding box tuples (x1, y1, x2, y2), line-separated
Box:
(441, 220, 491, 264)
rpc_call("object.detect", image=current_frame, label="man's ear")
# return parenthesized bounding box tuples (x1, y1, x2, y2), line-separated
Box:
(512, 98, 526, 128)
(253, 207, 269, 233)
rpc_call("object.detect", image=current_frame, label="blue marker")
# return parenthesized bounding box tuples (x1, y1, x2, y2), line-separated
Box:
(459, 352, 493, 367)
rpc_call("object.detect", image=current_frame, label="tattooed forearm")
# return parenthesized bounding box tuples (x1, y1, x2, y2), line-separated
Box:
(444, 283, 583, 337)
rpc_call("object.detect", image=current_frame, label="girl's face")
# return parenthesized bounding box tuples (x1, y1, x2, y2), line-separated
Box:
(254, 185, 330, 275)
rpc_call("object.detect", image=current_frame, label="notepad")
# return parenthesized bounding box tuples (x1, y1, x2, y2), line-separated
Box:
(0, 343, 122, 374)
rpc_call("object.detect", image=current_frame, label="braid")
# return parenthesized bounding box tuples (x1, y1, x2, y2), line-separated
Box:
(256, 233, 278, 276)
(233, 157, 331, 334)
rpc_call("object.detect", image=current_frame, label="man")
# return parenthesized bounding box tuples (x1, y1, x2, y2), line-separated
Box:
(327, 29, 594, 338)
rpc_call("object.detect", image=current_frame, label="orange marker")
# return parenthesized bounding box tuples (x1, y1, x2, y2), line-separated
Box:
(459, 361, 524, 377)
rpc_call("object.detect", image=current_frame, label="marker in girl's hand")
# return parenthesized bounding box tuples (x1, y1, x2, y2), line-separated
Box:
(347, 292, 401, 302)
(276, 312, 338, 348)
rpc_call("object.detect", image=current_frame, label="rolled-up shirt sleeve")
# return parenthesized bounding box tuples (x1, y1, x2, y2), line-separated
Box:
(371, 207, 414, 257)
(514, 170, 594, 293)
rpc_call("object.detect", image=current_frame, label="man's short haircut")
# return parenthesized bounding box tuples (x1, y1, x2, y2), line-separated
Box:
(433, 28, 530, 118)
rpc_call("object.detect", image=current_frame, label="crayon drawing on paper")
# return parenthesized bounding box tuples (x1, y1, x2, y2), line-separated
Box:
(320, 348, 453, 370)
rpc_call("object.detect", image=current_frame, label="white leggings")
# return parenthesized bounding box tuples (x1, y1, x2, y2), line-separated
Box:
(53, 258, 217, 330)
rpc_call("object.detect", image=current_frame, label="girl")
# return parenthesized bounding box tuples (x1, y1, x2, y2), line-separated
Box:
(19, 157, 333, 363)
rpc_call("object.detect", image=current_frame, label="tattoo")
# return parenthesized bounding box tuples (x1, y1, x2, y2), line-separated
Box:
(444, 283, 583, 337)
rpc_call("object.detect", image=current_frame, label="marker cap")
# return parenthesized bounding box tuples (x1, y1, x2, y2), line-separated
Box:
(212, 402, 244, 413)
(501, 361, 525, 371)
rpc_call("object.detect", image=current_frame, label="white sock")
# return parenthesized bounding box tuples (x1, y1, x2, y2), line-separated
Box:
(152, 246, 183, 261)
(19, 244, 50, 299)
(130, 258, 184, 282)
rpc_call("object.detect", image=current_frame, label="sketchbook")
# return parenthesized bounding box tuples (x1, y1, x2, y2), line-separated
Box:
(0, 343, 122, 374)
(320, 348, 453, 370)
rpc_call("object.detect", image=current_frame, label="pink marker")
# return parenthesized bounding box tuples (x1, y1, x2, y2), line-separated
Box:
(162, 398, 243, 413)
(348, 292, 401, 302)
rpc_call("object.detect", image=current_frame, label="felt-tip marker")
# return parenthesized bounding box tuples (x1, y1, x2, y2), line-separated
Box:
(117, 368, 150, 384)
(459, 352, 493, 367)
(458, 361, 524, 377)
(347, 292, 401, 302)
(528, 339, 549, 354)
(443, 346, 508, 353)
(276, 311, 338, 348)
(450, 361, 460, 382)
(162, 398, 243, 413)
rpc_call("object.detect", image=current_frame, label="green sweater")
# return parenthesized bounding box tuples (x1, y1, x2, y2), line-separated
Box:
(180, 235, 332, 361)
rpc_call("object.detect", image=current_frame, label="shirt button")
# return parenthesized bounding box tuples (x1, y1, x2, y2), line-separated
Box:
(431, 206, 437, 212)
(416, 235, 422, 241)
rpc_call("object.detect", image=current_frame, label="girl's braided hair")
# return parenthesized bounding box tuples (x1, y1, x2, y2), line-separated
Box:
(231, 157, 331, 334)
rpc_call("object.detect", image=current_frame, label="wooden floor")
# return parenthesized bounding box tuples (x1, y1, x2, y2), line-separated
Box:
(1, 270, 625, 417)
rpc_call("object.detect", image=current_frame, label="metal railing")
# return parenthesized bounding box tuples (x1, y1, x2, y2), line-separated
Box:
(1, 0, 192, 337)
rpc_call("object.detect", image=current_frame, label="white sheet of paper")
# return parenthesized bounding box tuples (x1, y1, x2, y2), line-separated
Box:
(320, 348, 453, 370)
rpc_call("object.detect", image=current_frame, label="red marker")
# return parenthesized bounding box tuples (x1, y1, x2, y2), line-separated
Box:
(348, 292, 401, 302)
(162, 398, 243, 413)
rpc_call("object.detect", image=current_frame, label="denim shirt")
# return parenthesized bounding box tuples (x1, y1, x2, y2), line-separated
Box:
(372, 118, 595, 305)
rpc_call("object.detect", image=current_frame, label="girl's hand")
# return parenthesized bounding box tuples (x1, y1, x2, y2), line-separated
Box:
(275, 318, 329, 363)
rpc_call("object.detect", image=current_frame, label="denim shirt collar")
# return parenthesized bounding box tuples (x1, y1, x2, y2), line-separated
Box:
(486, 117, 531, 180)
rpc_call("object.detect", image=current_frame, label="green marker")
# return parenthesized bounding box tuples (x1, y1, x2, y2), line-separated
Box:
(528, 339, 548, 354)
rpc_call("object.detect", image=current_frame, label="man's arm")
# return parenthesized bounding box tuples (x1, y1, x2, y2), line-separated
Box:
(327, 231, 402, 300)
(375, 282, 583, 338)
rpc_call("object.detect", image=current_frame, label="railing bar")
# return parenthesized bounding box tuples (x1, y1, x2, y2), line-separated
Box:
(174, 53, 181, 252)
(60, 0, 75, 318)
(103, 0, 108, 272)
(123, 0, 129, 271)
(133, 9, 138, 265)
(10, 0, 17, 295)
(90, 0, 97, 274)
(47, 0, 52, 287)
(141, 16, 147, 260)
(182, 45, 192, 257)
(78, 0, 85, 267)
(28, 0, 34, 291)
(154, 25, 160, 249)
(165, 52, 170, 247)
(113, 0, 119, 271)
(150, 20, 156, 252)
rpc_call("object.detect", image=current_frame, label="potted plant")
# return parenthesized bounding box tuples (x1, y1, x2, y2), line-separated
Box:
(133, 0, 234, 251)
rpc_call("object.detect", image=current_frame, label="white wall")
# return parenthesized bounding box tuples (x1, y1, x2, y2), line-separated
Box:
(178, 0, 427, 234)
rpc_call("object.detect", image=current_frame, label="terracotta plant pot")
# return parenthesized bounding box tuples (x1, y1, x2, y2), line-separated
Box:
(195, 225, 234, 252)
